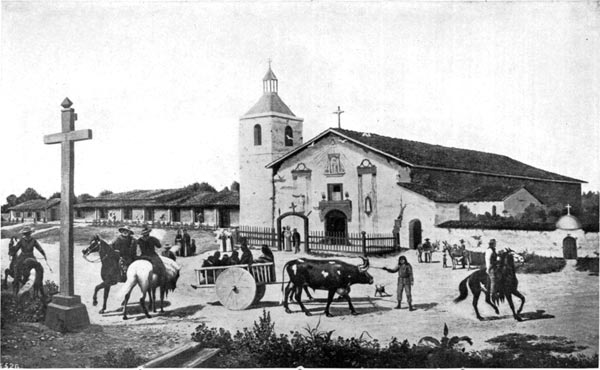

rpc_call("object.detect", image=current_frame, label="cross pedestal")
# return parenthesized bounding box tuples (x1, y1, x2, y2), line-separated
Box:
(43, 98, 91, 332)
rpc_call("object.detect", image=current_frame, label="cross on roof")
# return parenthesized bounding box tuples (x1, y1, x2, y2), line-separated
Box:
(333, 106, 344, 129)
(267, 58, 272, 69)
(565, 204, 572, 215)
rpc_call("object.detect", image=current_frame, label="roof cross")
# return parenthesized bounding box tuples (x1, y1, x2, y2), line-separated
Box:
(565, 204, 572, 215)
(333, 106, 344, 129)
(267, 58, 272, 69)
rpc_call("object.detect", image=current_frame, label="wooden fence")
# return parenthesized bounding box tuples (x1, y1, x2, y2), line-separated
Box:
(308, 230, 397, 256)
(236, 225, 278, 248)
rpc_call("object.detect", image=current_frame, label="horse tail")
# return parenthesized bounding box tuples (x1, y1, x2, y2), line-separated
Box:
(454, 275, 470, 303)
(280, 260, 295, 304)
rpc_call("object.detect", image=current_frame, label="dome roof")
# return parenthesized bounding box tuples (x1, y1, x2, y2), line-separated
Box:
(556, 214, 582, 230)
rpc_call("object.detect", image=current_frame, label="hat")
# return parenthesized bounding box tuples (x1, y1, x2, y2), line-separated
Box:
(140, 226, 152, 235)
(425, 238, 430, 241)
(489, 239, 497, 246)
(118, 225, 133, 234)
(459, 239, 465, 243)
(20, 226, 33, 234)
(164, 244, 171, 249)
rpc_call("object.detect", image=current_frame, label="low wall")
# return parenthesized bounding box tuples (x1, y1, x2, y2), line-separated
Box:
(432, 227, 599, 258)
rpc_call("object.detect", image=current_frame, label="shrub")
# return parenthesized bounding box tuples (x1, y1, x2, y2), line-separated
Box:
(438, 220, 555, 231)
(517, 252, 566, 274)
(90, 348, 147, 368)
(192, 311, 597, 368)
(575, 257, 599, 275)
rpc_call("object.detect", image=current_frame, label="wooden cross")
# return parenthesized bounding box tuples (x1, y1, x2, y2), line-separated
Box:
(290, 202, 297, 213)
(565, 204, 572, 215)
(333, 106, 344, 129)
(44, 98, 92, 296)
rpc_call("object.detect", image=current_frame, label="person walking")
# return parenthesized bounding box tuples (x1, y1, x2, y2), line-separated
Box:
(292, 228, 301, 253)
(136, 226, 167, 286)
(383, 255, 414, 311)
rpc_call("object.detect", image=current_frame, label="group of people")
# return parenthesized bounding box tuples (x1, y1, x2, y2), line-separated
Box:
(173, 229, 196, 257)
(417, 238, 434, 263)
(201, 240, 274, 268)
(281, 226, 301, 253)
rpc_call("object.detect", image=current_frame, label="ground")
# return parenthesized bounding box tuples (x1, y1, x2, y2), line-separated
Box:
(1, 223, 598, 367)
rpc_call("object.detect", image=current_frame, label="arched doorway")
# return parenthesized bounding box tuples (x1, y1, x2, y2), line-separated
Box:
(325, 210, 347, 245)
(276, 212, 309, 252)
(562, 236, 577, 259)
(409, 219, 422, 249)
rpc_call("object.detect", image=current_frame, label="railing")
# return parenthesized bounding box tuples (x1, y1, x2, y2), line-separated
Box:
(308, 230, 397, 256)
(236, 225, 277, 248)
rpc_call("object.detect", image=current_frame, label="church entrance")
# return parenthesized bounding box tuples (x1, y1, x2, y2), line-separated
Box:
(276, 212, 309, 252)
(409, 219, 422, 249)
(325, 210, 347, 245)
(562, 236, 577, 259)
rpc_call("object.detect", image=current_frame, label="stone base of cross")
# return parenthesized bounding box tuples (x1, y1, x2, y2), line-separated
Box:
(43, 98, 90, 332)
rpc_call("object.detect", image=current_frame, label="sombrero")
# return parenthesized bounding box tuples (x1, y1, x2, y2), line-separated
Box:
(140, 226, 152, 235)
(20, 226, 33, 234)
(118, 225, 134, 234)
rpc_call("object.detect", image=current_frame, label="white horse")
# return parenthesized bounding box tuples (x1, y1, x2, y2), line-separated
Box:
(118, 256, 181, 320)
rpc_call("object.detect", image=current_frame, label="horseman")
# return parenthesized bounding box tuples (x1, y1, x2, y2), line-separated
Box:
(112, 226, 137, 281)
(485, 239, 498, 296)
(12, 226, 48, 279)
(136, 226, 167, 287)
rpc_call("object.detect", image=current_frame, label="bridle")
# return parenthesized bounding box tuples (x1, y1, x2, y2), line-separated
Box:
(82, 238, 102, 263)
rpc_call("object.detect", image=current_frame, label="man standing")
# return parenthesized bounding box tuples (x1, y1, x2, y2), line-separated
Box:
(13, 226, 49, 278)
(485, 239, 498, 295)
(112, 226, 136, 281)
(182, 229, 191, 257)
(422, 238, 432, 263)
(292, 228, 301, 253)
(136, 226, 167, 286)
(383, 255, 415, 311)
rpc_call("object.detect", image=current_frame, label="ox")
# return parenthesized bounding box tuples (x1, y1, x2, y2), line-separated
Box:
(282, 257, 374, 317)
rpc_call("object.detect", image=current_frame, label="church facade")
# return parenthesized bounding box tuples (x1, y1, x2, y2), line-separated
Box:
(239, 67, 584, 248)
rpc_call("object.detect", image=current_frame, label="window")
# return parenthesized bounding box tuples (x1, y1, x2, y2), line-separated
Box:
(99, 209, 106, 219)
(365, 196, 373, 215)
(492, 205, 497, 216)
(254, 124, 262, 146)
(284, 126, 293, 146)
(27, 212, 32, 217)
(327, 184, 344, 201)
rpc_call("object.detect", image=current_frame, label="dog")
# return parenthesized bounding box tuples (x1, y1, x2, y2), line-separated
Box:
(374, 284, 390, 297)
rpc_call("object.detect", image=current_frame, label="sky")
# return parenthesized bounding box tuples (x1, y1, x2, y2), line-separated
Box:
(1, 1, 599, 203)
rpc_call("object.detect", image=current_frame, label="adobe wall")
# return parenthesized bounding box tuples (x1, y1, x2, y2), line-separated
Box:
(431, 227, 599, 258)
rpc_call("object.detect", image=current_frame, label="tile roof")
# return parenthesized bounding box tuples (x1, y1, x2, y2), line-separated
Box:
(9, 198, 60, 211)
(398, 183, 535, 203)
(244, 93, 296, 117)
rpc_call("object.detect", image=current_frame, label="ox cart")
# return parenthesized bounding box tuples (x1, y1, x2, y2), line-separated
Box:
(192, 263, 277, 310)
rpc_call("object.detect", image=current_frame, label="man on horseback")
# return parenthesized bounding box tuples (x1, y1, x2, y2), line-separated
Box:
(485, 239, 498, 296)
(136, 226, 167, 286)
(12, 227, 48, 282)
(112, 226, 137, 282)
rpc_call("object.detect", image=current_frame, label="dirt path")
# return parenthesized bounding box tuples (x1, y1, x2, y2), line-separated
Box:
(1, 232, 598, 365)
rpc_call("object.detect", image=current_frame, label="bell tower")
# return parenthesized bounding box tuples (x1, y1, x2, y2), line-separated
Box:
(239, 64, 304, 227)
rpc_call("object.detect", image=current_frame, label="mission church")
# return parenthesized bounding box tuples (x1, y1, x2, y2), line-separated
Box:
(239, 66, 584, 249)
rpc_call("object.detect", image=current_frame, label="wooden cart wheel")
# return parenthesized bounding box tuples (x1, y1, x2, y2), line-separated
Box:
(252, 284, 267, 305)
(215, 267, 257, 310)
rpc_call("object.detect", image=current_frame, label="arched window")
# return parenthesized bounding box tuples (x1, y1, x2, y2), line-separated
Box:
(284, 126, 293, 146)
(254, 124, 262, 146)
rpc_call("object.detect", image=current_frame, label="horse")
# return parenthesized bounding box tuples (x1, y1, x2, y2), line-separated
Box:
(443, 241, 471, 270)
(118, 256, 181, 320)
(3, 237, 19, 289)
(454, 249, 525, 321)
(13, 257, 46, 303)
(82, 235, 124, 314)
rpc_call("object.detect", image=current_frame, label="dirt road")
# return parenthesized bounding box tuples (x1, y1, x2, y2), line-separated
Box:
(1, 229, 598, 359)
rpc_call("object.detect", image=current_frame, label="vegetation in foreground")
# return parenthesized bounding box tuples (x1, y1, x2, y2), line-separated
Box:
(191, 310, 597, 368)
(575, 257, 599, 275)
(470, 251, 566, 274)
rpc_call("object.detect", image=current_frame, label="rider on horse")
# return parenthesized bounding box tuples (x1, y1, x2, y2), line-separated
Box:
(136, 226, 167, 286)
(112, 226, 137, 282)
(485, 239, 498, 296)
(12, 226, 47, 280)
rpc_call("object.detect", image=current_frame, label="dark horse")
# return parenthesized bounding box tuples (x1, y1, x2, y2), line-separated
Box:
(3, 237, 19, 289)
(82, 235, 123, 314)
(454, 249, 525, 321)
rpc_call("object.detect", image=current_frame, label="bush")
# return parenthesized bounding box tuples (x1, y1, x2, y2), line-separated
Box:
(575, 257, 599, 275)
(192, 311, 597, 368)
(0, 280, 58, 324)
(516, 252, 566, 274)
(438, 220, 555, 231)
(90, 348, 147, 368)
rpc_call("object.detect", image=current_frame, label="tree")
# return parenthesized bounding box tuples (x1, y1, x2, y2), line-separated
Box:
(16, 187, 45, 204)
(98, 190, 113, 197)
(186, 182, 217, 193)
(49, 192, 61, 199)
(77, 193, 94, 203)
(230, 181, 240, 192)
(581, 191, 599, 230)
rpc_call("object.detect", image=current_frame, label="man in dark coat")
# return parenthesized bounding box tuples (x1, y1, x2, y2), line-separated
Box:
(182, 229, 191, 257)
(112, 226, 137, 281)
(136, 226, 167, 285)
(240, 243, 253, 265)
(12, 226, 48, 278)
(292, 228, 301, 253)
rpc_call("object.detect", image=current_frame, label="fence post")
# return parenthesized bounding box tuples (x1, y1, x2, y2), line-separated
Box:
(361, 231, 367, 256)
(393, 232, 399, 251)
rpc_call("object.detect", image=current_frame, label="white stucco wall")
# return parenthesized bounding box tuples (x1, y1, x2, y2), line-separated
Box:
(132, 209, 145, 221)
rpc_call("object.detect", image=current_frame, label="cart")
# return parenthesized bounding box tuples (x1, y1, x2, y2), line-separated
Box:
(192, 262, 277, 310)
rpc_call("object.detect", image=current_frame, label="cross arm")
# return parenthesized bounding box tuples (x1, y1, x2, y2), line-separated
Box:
(44, 129, 92, 145)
